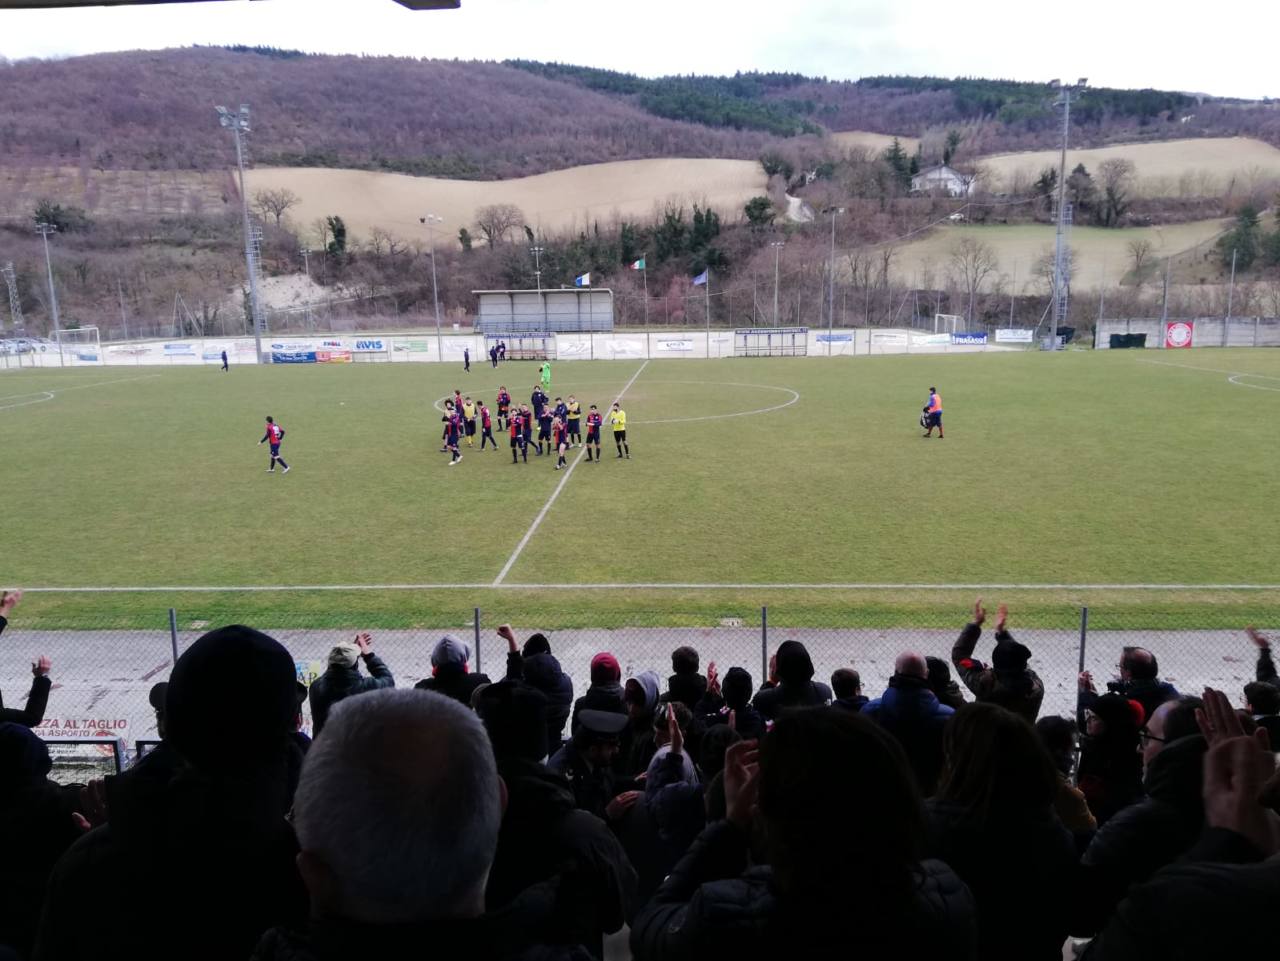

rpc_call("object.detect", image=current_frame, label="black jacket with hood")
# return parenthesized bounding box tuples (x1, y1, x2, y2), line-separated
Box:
(506, 651, 575, 749)
(751, 642, 831, 720)
(951, 622, 1044, 722)
(308, 651, 394, 734)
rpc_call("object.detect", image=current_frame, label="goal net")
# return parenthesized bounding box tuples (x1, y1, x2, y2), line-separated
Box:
(734, 327, 808, 357)
(934, 314, 963, 334)
(486, 333, 556, 362)
(57, 326, 101, 365)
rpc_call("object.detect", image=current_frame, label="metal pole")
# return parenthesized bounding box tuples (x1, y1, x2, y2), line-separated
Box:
(705, 268, 711, 334)
(37, 224, 64, 367)
(1226, 248, 1237, 321)
(641, 255, 649, 329)
(229, 120, 266, 365)
(168, 608, 180, 666)
(761, 605, 769, 683)
(1160, 257, 1171, 325)
(1050, 86, 1073, 348)
(473, 607, 482, 675)
(772, 242, 783, 326)
(117, 276, 129, 341)
(1075, 606, 1089, 721)
(828, 208, 839, 355)
(301, 248, 313, 331)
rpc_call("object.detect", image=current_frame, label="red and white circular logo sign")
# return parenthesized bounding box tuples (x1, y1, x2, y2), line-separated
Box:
(1166, 322, 1193, 349)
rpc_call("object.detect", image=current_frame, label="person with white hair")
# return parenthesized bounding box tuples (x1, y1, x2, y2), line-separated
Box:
(253, 688, 591, 961)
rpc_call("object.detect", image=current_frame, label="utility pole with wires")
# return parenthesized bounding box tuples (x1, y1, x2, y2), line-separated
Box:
(35, 222, 64, 367)
(216, 103, 266, 363)
(421, 215, 444, 360)
(1049, 78, 1087, 349)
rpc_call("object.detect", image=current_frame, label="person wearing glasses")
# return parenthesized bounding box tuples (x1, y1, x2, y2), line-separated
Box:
(1075, 693, 1145, 829)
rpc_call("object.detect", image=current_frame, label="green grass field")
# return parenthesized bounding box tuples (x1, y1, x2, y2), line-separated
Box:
(4, 349, 1279, 628)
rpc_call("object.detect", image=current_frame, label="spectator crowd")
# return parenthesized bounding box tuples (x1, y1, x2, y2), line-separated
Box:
(2, 587, 1280, 961)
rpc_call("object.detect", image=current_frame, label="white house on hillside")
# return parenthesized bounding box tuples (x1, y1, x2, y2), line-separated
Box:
(910, 164, 975, 197)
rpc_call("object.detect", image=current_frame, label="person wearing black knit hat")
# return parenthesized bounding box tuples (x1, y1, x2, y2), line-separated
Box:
(34, 625, 308, 961)
(1076, 692, 1146, 828)
(951, 599, 1045, 722)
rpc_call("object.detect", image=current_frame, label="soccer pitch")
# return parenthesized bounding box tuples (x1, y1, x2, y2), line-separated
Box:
(3, 349, 1279, 627)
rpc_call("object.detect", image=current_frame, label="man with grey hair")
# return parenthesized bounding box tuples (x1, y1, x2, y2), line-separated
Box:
(861, 651, 956, 794)
(253, 688, 590, 960)
(308, 632, 394, 736)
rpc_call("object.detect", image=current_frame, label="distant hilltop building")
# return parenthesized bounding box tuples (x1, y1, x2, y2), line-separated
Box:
(910, 164, 975, 198)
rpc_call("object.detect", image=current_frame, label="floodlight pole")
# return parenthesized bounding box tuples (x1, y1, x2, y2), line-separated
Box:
(530, 245, 544, 292)
(827, 208, 843, 355)
(1050, 79, 1086, 349)
(422, 215, 444, 360)
(217, 104, 266, 364)
(1226, 248, 1237, 321)
(771, 241, 785, 326)
(36, 223, 63, 367)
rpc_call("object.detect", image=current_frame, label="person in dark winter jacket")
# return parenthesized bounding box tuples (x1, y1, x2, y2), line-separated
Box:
(925, 656, 967, 710)
(0, 590, 54, 729)
(619, 671, 661, 778)
(414, 635, 490, 707)
(571, 653, 626, 731)
(1245, 627, 1280, 741)
(695, 665, 765, 740)
(1035, 715, 1096, 847)
(308, 632, 394, 736)
(951, 599, 1044, 722)
(831, 668, 868, 712)
(1072, 697, 1207, 935)
(35, 625, 308, 961)
(632, 708, 977, 961)
(1079, 646, 1178, 726)
(252, 689, 591, 961)
(1076, 692, 1146, 828)
(661, 646, 707, 711)
(477, 681, 636, 960)
(1081, 699, 1280, 961)
(751, 640, 832, 720)
(926, 704, 1077, 961)
(0, 723, 85, 959)
(547, 710, 630, 822)
(499, 625, 574, 750)
(862, 652, 956, 795)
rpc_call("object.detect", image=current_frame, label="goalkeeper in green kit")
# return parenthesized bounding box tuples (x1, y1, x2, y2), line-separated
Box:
(540, 361, 552, 391)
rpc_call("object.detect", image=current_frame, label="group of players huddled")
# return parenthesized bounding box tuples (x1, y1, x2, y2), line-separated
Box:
(440, 383, 630, 468)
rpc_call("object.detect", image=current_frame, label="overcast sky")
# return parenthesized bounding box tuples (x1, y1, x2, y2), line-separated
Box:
(2, 0, 1275, 100)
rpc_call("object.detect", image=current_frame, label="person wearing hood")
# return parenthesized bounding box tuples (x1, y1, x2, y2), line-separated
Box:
(499, 625, 574, 750)
(695, 664, 766, 741)
(752, 641, 832, 720)
(477, 680, 636, 960)
(617, 704, 706, 904)
(35, 625, 308, 961)
(414, 635, 490, 707)
(571, 653, 626, 731)
(0, 723, 86, 959)
(951, 599, 1044, 722)
(619, 671, 661, 779)
(1072, 696, 1207, 935)
(862, 652, 956, 795)
(925, 656, 967, 711)
(1075, 692, 1146, 829)
(309, 632, 394, 736)
(661, 646, 707, 711)
(831, 669, 868, 712)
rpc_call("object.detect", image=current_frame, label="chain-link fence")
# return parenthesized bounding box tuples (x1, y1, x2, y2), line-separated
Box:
(4, 601, 1276, 781)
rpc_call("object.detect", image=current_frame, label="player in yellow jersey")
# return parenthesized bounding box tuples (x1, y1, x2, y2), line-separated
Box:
(566, 395, 582, 448)
(609, 402, 630, 459)
(462, 397, 477, 447)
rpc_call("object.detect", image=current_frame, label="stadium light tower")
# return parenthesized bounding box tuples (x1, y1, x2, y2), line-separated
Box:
(826, 207, 844, 352)
(420, 215, 444, 360)
(35, 222, 64, 367)
(530, 245, 545, 292)
(216, 103, 266, 364)
(770, 240, 785, 326)
(1049, 78, 1087, 349)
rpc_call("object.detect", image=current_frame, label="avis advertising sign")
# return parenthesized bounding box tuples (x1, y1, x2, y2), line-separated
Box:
(1165, 322, 1194, 349)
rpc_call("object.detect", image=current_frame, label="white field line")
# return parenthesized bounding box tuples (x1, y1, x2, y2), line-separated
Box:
(1138, 358, 1280, 382)
(0, 374, 162, 411)
(491, 360, 650, 586)
(17, 582, 1280, 592)
(633, 382, 800, 425)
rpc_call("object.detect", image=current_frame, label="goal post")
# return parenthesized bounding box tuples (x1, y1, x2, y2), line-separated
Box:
(934, 314, 963, 334)
(56, 326, 102, 365)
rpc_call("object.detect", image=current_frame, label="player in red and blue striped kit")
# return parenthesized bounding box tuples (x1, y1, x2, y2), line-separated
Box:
(258, 416, 290, 474)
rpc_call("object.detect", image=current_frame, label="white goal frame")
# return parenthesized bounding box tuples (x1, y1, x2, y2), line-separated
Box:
(56, 326, 102, 365)
(934, 314, 962, 334)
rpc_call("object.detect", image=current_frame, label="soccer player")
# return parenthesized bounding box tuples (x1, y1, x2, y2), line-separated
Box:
(531, 385, 547, 421)
(553, 396, 568, 426)
(540, 361, 552, 391)
(498, 341, 507, 361)
(609, 402, 629, 459)
(923, 386, 944, 439)
(585, 404, 603, 462)
(439, 399, 455, 451)
(537, 404, 553, 456)
(464, 347, 471, 372)
(496, 386, 511, 430)
(521, 404, 535, 458)
(509, 407, 527, 463)
(489, 345, 499, 368)
(462, 396, 477, 448)
(479, 401, 497, 450)
(220, 349, 228, 372)
(444, 407, 463, 465)
(258, 416, 290, 474)
(552, 414, 569, 470)
(566, 395, 582, 447)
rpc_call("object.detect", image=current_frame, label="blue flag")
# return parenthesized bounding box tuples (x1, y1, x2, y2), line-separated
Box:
(574, 272, 591, 287)
(692, 269, 708, 286)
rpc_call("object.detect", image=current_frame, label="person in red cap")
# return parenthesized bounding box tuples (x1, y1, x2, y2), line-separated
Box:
(1076, 692, 1146, 828)
(571, 652, 626, 732)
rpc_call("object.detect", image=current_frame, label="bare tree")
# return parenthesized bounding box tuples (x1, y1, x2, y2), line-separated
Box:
(948, 237, 998, 323)
(252, 187, 301, 227)
(474, 203, 525, 247)
(1097, 159, 1137, 227)
(1127, 238, 1154, 285)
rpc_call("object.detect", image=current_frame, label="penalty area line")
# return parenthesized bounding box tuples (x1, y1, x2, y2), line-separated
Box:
(491, 359, 649, 587)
